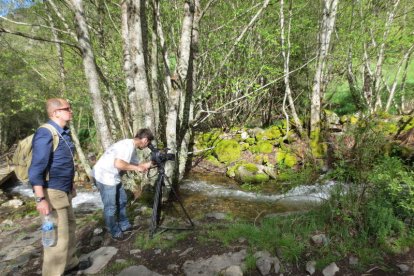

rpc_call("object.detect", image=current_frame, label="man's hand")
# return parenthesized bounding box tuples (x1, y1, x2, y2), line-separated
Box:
(36, 200, 51, 216)
(72, 187, 77, 198)
(136, 161, 152, 173)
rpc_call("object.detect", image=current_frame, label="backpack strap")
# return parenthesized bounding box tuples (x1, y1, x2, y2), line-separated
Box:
(39, 123, 59, 152)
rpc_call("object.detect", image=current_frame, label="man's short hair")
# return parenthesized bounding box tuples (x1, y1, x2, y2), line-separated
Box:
(134, 128, 154, 141)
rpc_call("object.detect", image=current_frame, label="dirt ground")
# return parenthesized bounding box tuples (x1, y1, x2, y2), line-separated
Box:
(7, 210, 413, 276)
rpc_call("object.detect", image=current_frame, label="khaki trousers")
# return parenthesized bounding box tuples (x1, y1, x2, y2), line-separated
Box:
(42, 189, 78, 276)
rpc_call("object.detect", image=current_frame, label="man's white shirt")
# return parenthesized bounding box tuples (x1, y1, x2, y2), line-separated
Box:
(93, 139, 138, 185)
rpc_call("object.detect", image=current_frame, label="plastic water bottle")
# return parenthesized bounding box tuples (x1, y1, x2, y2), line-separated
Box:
(42, 215, 56, 247)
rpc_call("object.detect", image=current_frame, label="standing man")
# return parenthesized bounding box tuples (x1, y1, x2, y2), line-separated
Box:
(93, 128, 154, 241)
(29, 98, 90, 275)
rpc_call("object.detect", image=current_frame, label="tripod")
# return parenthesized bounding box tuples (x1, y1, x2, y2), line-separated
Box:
(149, 161, 194, 238)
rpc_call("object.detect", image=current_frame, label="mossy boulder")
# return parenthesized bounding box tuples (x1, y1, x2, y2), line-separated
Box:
(400, 116, 414, 131)
(227, 163, 271, 184)
(378, 120, 399, 135)
(196, 130, 221, 149)
(254, 126, 284, 141)
(213, 139, 242, 164)
(254, 154, 269, 165)
(250, 141, 273, 154)
(340, 114, 359, 125)
(234, 163, 269, 184)
(241, 143, 250, 151)
(276, 148, 298, 167)
(205, 155, 222, 166)
(245, 137, 256, 145)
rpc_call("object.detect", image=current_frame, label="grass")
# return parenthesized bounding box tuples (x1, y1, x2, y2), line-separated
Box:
(134, 231, 189, 250)
(206, 203, 414, 272)
(102, 259, 135, 275)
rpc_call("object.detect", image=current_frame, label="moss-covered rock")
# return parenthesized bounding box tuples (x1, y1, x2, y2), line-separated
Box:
(340, 114, 359, 125)
(400, 116, 414, 131)
(235, 164, 269, 184)
(241, 143, 250, 151)
(250, 141, 273, 154)
(213, 139, 242, 164)
(205, 155, 222, 166)
(378, 120, 399, 135)
(254, 154, 269, 165)
(196, 130, 221, 149)
(276, 148, 298, 167)
(263, 126, 283, 140)
(245, 137, 256, 145)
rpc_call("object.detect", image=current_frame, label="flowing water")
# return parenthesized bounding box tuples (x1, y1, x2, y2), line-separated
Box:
(5, 174, 335, 220)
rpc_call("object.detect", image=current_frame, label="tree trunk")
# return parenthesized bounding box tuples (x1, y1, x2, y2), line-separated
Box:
(280, 0, 303, 136)
(310, 0, 339, 133)
(121, 0, 138, 134)
(372, 0, 400, 112)
(129, 0, 155, 132)
(46, 8, 92, 177)
(385, 45, 414, 112)
(70, 0, 112, 149)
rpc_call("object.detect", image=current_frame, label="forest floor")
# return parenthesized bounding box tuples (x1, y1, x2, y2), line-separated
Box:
(0, 201, 412, 276)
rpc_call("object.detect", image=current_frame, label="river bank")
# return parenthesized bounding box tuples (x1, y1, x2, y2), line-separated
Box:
(0, 187, 413, 276)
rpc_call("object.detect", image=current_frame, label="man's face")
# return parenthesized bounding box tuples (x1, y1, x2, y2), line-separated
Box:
(137, 137, 150, 150)
(54, 100, 73, 122)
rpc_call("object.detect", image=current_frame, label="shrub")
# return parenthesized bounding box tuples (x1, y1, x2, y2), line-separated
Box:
(369, 157, 414, 219)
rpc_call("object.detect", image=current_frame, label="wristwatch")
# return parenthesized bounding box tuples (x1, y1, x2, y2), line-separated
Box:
(35, 196, 45, 203)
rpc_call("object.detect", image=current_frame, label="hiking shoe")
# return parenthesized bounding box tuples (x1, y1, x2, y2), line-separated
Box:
(111, 232, 132, 242)
(64, 258, 92, 275)
(122, 225, 141, 233)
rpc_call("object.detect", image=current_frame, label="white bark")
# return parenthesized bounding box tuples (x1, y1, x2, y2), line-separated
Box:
(385, 44, 414, 112)
(373, 0, 400, 111)
(129, 0, 154, 132)
(70, 0, 112, 149)
(280, 0, 303, 136)
(310, 0, 339, 132)
(121, 0, 138, 134)
(46, 8, 92, 176)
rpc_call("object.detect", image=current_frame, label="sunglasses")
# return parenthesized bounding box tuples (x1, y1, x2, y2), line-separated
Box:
(55, 107, 72, 112)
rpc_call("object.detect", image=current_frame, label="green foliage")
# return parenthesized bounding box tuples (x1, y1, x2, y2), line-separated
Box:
(364, 199, 405, 244)
(330, 119, 388, 184)
(277, 164, 319, 186)
(241, 183, 261, 192)
(369, 157, 414, 219)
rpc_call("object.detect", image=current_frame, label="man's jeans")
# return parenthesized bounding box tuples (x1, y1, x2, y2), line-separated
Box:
(96, 181, 131, 237)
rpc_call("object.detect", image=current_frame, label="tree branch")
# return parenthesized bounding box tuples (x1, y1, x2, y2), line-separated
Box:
(0, 15, 72, 36)
(0, 27, 79, 49)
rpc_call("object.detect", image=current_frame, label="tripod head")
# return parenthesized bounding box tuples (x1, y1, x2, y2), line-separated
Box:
(148, 144, 175, 166)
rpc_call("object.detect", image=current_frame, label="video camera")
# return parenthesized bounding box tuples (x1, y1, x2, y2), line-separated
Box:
(148, 144, 175, 165)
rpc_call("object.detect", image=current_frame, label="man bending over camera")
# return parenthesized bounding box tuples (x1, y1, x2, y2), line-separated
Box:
(93, 128, 153, 241)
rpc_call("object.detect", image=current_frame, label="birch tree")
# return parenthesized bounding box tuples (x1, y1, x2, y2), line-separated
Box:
(69, 0, 112, 149)
(310, 0, 339, 133)
(128, 0, 155, 132)
(280, 0, 303, 136)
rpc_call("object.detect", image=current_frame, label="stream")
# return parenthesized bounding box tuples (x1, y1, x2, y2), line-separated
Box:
(5, 174, 335, 220)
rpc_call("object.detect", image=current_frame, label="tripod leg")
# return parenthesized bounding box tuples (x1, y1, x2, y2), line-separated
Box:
(168, 180, 194, 227)
(150, 173, 164, 238)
